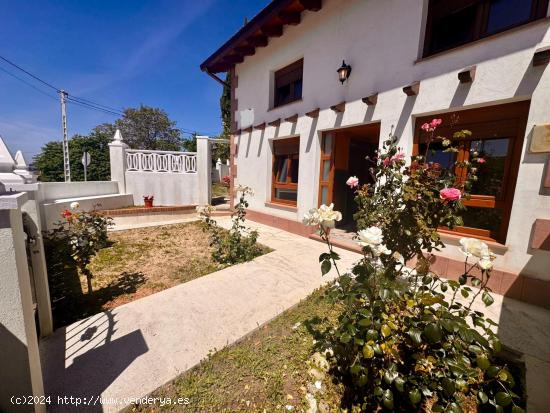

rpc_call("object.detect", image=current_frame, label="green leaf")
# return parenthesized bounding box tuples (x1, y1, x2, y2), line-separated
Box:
(495, 392, 512, 407)
(394, 377, 405, 392)
(511, 406, 525, 413)
(478, 391, 489, 404)
(321, 260, 331, 276)
(423, 323, 442, 343)
(381, 324, 391, 338)
(366, 329, 379, 341)
(340, 333, 352, 343)
(482, 291, 494, 306)
(408, 388, 421, 404)
(382, 389, 394, 409)
(358, 318, 370, 327)
(408, 328, 422, 345)
(441, 377, 455, 397)
(362, 344, 374, 359)
(476, 355, 490, 371)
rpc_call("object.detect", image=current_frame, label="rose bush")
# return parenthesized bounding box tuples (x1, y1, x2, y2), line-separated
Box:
(197, 185, 264, 265)
(305, 121, 524, 412)
(44, 203, 112, 294)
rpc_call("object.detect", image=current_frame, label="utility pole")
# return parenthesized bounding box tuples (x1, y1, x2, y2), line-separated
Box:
(60, 90, 71, 182)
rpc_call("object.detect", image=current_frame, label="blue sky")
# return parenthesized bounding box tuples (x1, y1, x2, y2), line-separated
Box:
(0, 0, 267, 160)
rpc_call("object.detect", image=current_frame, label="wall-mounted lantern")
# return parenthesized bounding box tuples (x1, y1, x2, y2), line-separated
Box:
(337, 60, 352, 84)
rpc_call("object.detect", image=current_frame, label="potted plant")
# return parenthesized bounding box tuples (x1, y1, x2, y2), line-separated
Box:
(143, 195, 154, 208)
(222, 175, 231, 187)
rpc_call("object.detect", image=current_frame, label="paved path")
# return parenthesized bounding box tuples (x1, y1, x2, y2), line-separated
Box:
(40, 217, 360, 412)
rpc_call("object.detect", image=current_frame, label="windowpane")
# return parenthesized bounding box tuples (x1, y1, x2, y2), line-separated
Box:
(275, 157, 289, 183)
(422, 142, 457, 169)
(274, 59, 303, 108)
(323, 134, 333, 155)
(486, 0, 532, 34)
(291, 158, 299, 183)
(461, 206, 503, 235)
(321, 186, 329, 205)
(322, 160, 331, 181)
(429, 5, 477, 54)
(469, 138, 509, 198)
(275, 189, 297, 202)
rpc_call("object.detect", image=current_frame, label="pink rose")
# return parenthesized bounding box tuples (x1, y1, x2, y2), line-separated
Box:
(476, 158, 486, 164)
(392, 152, 405, 162)
(439, 187, 462, 201)
(421, 118, 443, 133)
(430, 118, 442, 128)
(346, 176, 359, 188)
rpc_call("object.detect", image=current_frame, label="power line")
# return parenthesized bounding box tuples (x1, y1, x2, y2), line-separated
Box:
(68, 94, 124, 113)
(0, 65, 58, 101)
(66, 97, 124, 116)
(0, 54, 59, 91)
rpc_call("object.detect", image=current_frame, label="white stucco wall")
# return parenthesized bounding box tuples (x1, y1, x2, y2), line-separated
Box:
(125, 171, 199, 206)
(232, 0, 550, 279)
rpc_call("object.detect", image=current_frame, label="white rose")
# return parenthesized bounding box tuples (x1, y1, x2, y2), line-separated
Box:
(357, 226, 384, 247)
(70, 201, 80, 210)
(478, 257, 493, 270)
(303, 208, 320, 226)
(317, 203, 342, 228)
(459, 237, 490, 258)
(374, 244, 391, 256)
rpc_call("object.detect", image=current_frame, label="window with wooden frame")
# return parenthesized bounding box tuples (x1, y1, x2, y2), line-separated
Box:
(413, 101, 530, 243)
(423, 0, 549, 57)
(272, 137, 300, 205)
(273, 59, 303, 108)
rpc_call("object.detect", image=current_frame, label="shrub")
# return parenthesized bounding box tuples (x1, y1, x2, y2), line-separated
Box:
(304, 121, 524, 412)
(197, 185, 264, 265)
(44, 202, 112, 294)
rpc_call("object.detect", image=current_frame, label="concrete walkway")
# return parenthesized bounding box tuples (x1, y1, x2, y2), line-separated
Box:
(40, 217, 359, 412)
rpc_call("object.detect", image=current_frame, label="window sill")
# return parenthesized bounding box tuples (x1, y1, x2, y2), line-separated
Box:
(416, 16, 550, 64)
(268, 98, 303, 112)
(265, 201, 298, 212)
(438, 230, 508, 255)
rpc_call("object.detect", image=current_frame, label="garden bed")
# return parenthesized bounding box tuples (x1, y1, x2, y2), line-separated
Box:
(46, 221, 269, 329)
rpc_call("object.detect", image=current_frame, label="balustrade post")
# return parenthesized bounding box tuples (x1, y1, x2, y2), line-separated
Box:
(196, 136, 212, 205)
(109, 129, 129, 193)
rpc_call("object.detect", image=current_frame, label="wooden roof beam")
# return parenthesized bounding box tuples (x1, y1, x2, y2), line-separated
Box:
(403, 81, 420, 96)
(235, 45, 255, 56)
(533, 46, 550, 66)
(242, 126, 253, 133)
(248, 35, 268, 47)
(253, 122, 266, 130)
(224, 54, 244, 64)
(268, 118, 281, 127)
(330, 102, 346, 113)
(299, 0, 322, 11)
(362, 93, 378, 106)
(279, 11, 301, 25)
(306, 108, 320, 118)
(261, 25, 283, 37)
(285, 114, 298, 122)
(458, 66, 476, 83)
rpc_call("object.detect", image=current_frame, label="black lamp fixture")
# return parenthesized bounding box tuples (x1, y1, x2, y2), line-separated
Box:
(337, 60, 352, 84)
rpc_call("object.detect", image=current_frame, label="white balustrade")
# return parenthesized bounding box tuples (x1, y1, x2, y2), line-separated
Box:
(125, 149, 197, 174)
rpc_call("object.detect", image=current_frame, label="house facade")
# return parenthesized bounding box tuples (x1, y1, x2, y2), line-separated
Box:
(201, 0, 550, 309)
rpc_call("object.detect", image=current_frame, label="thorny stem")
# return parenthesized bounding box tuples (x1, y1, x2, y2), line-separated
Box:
(320, 227, 343, 278)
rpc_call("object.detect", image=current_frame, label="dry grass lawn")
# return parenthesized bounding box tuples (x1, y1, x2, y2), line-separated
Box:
(49, 221, 267, 328)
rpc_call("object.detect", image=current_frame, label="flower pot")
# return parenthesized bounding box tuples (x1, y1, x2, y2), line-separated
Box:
(144, 199, 154, 208)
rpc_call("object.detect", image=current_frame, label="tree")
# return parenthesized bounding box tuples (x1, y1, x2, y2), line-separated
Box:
(33, 105, 183, 181)
(33, 129, 111, 182)
(114, 105, 182, 150)
(212, 72, 231, 162)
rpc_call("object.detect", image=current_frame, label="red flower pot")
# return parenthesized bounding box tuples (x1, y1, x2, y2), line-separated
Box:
(144, 198, 154, 208)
